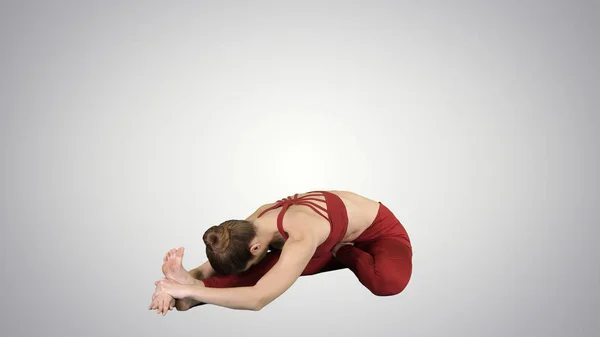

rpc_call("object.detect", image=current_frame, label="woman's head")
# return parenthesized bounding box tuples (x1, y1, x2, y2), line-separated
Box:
(203, 219, 263, 275)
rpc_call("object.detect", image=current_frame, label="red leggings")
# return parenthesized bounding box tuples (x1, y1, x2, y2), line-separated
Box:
(201, 203, 413, 296)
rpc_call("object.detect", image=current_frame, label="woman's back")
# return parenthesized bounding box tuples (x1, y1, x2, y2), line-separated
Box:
(328, 190, 381, 242)
(256, 190, 382, 247)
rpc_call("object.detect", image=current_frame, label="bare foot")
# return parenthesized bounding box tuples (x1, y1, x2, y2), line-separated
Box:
(161, 247, 206, 311)
(175, 298, 197, 311)
(162, 247, 196, 285)
(175, 283, 206, 312)
(161, 247, 204, 311)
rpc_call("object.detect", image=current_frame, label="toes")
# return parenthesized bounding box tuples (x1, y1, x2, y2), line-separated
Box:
(165, 249, 176, 261)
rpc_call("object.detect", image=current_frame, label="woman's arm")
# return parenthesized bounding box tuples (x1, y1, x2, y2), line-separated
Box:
(156, 231, 318, 310)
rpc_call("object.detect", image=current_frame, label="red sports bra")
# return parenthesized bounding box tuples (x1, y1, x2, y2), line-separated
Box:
(257, 191, 349, 257)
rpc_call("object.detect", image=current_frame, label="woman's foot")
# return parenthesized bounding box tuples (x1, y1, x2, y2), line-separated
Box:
(162, 247, 197, 285)
(161, 247, 204, 311)
(174, 298, 198, 311)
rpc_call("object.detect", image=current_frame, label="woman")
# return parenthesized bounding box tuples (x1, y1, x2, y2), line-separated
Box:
(149, 190, 413, 315)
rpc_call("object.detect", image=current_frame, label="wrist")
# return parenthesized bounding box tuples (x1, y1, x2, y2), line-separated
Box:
(183, 284, 196, 297)
(185, 283, 205, 301)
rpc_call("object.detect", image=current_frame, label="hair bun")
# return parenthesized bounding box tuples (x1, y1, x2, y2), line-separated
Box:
(203, 225, 230, 253)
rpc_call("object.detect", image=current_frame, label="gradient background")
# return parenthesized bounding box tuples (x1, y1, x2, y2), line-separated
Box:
(1, 1, 598, 336)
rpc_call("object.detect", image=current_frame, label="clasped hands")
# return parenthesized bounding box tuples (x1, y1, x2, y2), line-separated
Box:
(148, 248, 195, 316)
(148, 279, 189, 315)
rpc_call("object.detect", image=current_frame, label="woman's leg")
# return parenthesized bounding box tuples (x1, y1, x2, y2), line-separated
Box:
(201, 251, 282, 288)
(179, 253, 347, 311)
(189, 236, 412, 305)
(168, 254, 281, 311)
(201, 250, 344, 288)
(334, 236, 412, 296)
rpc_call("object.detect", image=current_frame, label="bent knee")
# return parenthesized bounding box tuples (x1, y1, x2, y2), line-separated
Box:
(370, 279, 409, 296)
(368, 269, 412, 296)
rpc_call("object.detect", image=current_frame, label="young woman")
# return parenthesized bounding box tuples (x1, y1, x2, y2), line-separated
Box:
(149, 190, 413, 315)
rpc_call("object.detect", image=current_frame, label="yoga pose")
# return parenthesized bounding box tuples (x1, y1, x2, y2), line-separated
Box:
(149, 190, 413, 315)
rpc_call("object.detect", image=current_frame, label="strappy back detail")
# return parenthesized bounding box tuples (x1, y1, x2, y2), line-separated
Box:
(257, 192, 328, 238)
(256, 190, 349, 257)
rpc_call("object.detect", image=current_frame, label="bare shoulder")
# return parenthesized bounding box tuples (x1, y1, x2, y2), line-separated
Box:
(282, 208, 330, 245)
(245, 202, 277, 221)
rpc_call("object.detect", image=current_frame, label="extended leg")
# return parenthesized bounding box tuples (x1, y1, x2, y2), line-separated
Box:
(201, 250, 346, 288)
(202, 250, 282, 288)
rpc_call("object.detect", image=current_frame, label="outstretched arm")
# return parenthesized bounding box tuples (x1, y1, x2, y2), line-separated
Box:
(155, 232, 318, 310)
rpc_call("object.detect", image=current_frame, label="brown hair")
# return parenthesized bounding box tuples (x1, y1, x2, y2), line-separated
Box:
(203, 219, 257, 275)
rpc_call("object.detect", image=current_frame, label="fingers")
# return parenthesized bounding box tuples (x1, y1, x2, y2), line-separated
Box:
(155, 297, 162, 315)
(149, 296, 158, 311)
(151, 294, 165, 316)
(151, 289, 174, 315)
(150, 276, 176, 316)
(164, 297, 172, 315)
(152, 295, 160, 311)
(158, 296, 166, 315)
(152, 284, 165, 300)
(160, 295, 172, 315)
(152, 287, 163, 300)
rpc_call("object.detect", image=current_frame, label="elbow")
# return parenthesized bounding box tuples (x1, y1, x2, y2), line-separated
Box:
(252, 298, 267, 311)
(251, 293, 270, 311)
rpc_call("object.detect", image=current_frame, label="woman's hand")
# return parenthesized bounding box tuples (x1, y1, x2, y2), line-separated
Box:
(148, 291, 175, 316)
(154, 278, 190, 299)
